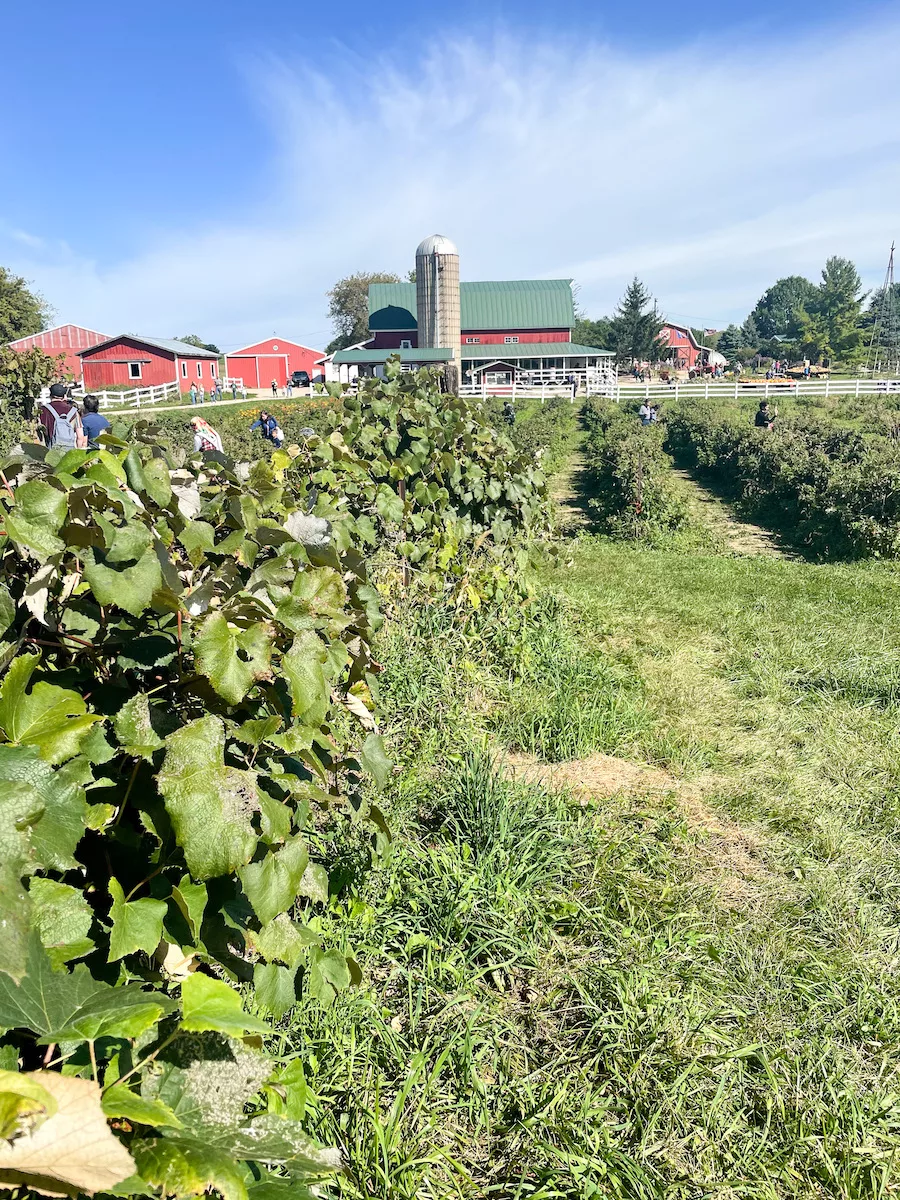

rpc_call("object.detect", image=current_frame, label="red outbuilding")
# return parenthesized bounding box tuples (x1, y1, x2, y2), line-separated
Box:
(79, 335, 220, 390)
(224, 337, 324, 389)
(8, 324, 109, 381)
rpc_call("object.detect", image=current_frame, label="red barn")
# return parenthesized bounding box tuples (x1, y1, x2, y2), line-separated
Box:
(8, 324, 109, 381)
(80, 335, 220, 390)
(224, 338, 324, 389)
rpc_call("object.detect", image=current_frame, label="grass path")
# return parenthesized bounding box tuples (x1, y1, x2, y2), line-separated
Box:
(669, 465, 791, 556)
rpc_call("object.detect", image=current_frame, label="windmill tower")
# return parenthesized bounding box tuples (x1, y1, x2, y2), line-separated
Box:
(865, 243, 900, 376)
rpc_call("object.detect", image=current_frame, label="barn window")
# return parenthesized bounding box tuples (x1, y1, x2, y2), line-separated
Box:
(504, 336, 519, 344)
(128, 362, 142, 379)
(465, 337, 480, 344)
(181, 362, 187, 377)
(400, 339, 412, 349)
(196, 363, 202, 378)
(210, 361, 217, 377)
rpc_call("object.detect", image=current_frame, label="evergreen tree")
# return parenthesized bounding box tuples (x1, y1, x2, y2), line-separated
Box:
(860, 282, 900, 359)
(814, 256, 864, 357)
(607, 278, 664, 364)
(717, 324, 743, 363)
(740, 314, 760, 353)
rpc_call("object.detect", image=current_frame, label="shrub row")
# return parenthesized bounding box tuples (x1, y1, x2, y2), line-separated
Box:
(582, 399, 694, 540)
(665, 403, 900, 558)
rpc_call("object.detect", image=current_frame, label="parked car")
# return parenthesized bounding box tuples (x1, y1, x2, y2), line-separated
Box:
(290, 370, 311, 388)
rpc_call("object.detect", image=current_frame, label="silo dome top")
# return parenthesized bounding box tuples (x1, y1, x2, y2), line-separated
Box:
(415, 234, 458, 257)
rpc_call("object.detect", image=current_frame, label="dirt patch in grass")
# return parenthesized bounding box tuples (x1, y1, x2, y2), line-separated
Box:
(502, 749, 791, 913)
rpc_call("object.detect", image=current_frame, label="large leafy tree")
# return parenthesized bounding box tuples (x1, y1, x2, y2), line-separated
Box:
(0, 267, 51, 343)
(326, 272, 402, 353)
(573, 315, 613, 349)
(607, 278, 665, 364)
(795, 256, 865, 361)
(750, 275, 817, 340)
(177, 333, 220, 353)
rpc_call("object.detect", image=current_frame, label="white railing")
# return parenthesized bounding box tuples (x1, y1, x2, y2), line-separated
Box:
(460, 366, 618, 400)
(614, 377, 900, 403)
(85, 381, 182, 409)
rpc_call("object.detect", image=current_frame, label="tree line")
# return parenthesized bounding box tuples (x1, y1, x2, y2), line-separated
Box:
(576, 257, 899, 368)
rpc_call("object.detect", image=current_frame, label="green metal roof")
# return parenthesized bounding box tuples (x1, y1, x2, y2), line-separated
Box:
(332, 347, 453, 365)
(368, 280, 575, 332)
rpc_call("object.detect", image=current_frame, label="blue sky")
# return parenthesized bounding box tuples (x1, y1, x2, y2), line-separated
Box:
(3, 0, 897, 349)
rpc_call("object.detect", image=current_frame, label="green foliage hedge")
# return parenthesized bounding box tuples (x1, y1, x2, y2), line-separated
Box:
(0, 365, 554, 1197)
(582, 399, 693, 540)
(665, 403, 900, 558)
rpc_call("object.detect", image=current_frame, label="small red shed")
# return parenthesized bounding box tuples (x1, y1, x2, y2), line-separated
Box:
(79, 335, 220, 391)
(224, 338, 324, 389)
(8, 324, 109, 381)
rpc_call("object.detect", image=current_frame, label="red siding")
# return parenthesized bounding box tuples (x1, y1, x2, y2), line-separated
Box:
(461, 328, 569, 345)
(9, 324, 109, 380)
(225, 356, 260, 388)
(225, 338, 325, 387)
(659, 325, 700, 370)
(373, 328, 571, 349)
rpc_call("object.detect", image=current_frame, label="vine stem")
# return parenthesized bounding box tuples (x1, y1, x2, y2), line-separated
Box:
(0, 470, 14, 502)
(88, 1039, 98, 1083)
(104, 1030, 181, 1094)
(113, 760, 141, 828)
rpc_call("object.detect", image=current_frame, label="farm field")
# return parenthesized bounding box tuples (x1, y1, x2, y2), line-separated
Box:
(268, 408, 900, 1197)
(2, 378, 900, 1199)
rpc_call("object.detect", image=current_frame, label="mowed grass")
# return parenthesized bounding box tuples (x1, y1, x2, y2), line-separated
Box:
(273, 533, 900, 1199)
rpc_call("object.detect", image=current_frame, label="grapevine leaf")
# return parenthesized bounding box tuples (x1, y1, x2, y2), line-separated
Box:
(248, 915, 320, 968)
(359, 733, 392, 789)
(108, 879, 167, 962)
(101, 1084, 182, 1131)
(0, 1072, 135, 1198)
(0, 585, 15, 638)
(131, 1138, 247, 1200)
(375, 483, 405, 524)
(0, 746, 88, 872)
(252, 964, 297, 1018)
(113, 694, 164, 760)
(82, 526, 162, 617)
(4, 481, 67, 560)
(0, 1068, 57, 1141)
(306, 947, 351, 1007)
(0, 936, 175, 1041)
(204, 1114, 341, 1173)
(296, 863, 329, 905)
(141, 456, 173, 508)
(0, 655, 100, 765)
(157, 716, 258, 880)
(282, 632, 328, 727)
(0, 780, 44, 980)
(28, 879, 94, 968)
(194, 614, 273, 705)
(180, 974, 269, 1036)
(248, 1176, 318, 1200)
(171, 876, 207, 944)
(239, 835, 309, 925)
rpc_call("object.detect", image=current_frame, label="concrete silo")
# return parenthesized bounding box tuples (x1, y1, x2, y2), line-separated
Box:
(415, 234, 461, 392)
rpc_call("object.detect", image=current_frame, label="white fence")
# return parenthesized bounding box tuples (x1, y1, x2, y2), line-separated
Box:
(80, 381, 182, 409)
(460, 366, 618, 400)
(615, 377, 900, 404)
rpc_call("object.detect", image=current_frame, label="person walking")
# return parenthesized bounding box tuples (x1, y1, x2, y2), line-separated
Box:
(231, 379, 238, 401)
(271, 379, 278, 397)
(214, 377, 223, 400)
(198, 382, 206, 405)
(80, 395, 111, 448)
(39, 382, 86, 448)
(189, 415, 223, 453)
(189, 382, 198, 405)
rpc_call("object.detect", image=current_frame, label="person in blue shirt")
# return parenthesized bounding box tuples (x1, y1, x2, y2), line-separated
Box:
(80, 395, 111, 447)
(249, 410, 283, 448)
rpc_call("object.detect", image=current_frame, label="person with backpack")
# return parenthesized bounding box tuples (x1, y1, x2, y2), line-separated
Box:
(189, 415, 223, 454)
(39, 382, 86, 449)
(80, 395, 110, 448)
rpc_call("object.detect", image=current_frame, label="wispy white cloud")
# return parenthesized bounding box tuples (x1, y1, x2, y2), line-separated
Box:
(3, 19, 899, 344)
